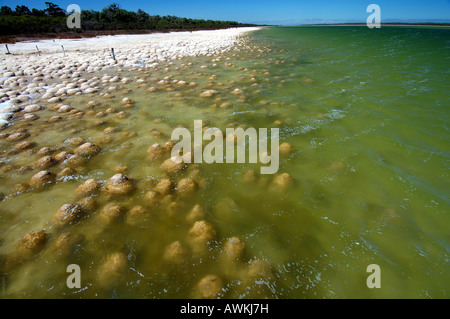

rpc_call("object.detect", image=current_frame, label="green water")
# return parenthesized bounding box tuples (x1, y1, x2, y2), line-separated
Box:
(0, 26, 449, 298)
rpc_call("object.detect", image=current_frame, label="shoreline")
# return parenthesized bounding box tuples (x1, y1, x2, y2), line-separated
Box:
(0, 26, 263, 45)
(1, 27, 262, 54)
(292, 24, 450, 28)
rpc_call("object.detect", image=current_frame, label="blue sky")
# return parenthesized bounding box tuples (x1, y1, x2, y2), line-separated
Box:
(2, 0, 450, 25)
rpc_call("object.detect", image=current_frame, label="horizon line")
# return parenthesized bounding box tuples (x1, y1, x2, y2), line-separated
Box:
(247, 18, 450, 26)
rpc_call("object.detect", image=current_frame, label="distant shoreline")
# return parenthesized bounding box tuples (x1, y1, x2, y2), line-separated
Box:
(291, 23, 450, 28)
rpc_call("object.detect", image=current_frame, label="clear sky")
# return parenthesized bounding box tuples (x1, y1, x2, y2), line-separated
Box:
(2, 0, 450, 25)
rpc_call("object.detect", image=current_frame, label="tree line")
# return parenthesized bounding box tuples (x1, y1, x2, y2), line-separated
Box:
(0, 2, 256, 36)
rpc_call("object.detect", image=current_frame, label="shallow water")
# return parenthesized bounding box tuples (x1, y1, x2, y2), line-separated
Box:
(0, 26, 449, 298)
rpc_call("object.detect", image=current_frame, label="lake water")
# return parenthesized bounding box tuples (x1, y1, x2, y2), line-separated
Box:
(0, 26, 449, 298)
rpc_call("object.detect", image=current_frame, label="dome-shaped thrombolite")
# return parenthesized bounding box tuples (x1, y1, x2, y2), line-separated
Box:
(125, 205, 147, 225)
(63, 154, 86, 166)
(279, 142, 294, 155)
(186, 204, 205, 223)
(56, 167, 76, 179)
(147, 143, 166, 161)
(16, 230, 48, 260)
(53, 232, 84, 256)
(29, 170, 56, 187)
(54, 151, 71, 162)
(35, 155, 57, 169)
(73, 142, 100, 157)
(6, 132, 29, 142)
(36, 146, 53, 156)
(97, 252, 128, 288)
(176, 178, 197, 197)
(222, 237, 245, 262)
(270, 172, 294, 193)
(98, 203, 124, 224)
(195, 274, 224, 299)
(154, 178, 173, 196)
(51, 204, 84, 228)
(188, 220, 216, 253)
(75, 178, 101, 198)
(144, 190, 159, 208)
(10, 140, 36, 154)
(161, 157, 186, 174)
(247, 259, 274, 281)
(163, 241, 187, 264)
(104, 174, 134, 195)
(76, 196, 97, 213)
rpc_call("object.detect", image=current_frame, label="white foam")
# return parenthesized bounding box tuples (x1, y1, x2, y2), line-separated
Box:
(0, 100, 16, 125)
(0, 113, 13, 121)
(0, 100, 12, 112)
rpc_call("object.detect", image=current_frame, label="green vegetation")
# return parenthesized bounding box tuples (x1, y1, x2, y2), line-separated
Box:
(0, 2, 256, 36)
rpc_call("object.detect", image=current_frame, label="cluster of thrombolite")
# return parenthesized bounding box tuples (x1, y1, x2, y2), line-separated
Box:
(0, 111, 293, 298)
(0, 38, 271, 133)
(0, 86, 152, 196)
(0, 156, 279, 297)
(0, 124, 102, 192)
(162, 214, 276, 299)
(0, 28, 261, 116)
(0, 43, 291, 297)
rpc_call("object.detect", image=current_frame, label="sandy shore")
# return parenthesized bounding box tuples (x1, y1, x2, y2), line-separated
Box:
(2, 27, 260, 54)
(0, 27, 260, 126)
